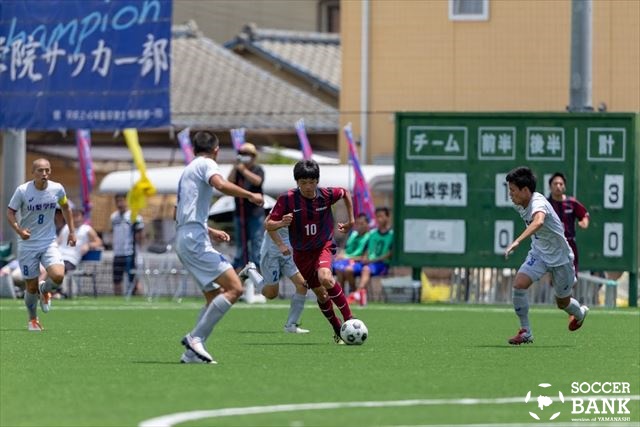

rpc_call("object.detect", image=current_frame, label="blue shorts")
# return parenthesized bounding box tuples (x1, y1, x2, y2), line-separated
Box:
(362, 261, 389, 277)
(333, 259, 363, 275)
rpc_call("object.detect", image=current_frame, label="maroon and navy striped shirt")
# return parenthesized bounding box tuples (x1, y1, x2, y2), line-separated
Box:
(270, 187, 346, 251)
(547, 196, 589, 240)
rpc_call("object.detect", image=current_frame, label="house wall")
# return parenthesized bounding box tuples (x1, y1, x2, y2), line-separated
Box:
(173, 0, 319, 43)
(340, 0, 640, 164)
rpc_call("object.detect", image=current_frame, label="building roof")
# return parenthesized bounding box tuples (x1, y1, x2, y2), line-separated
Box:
(171, 23, 338, 132)
(225, 23, 340, 98)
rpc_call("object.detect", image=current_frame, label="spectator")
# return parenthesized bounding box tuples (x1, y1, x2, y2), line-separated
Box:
(110, 194, 143, 296)
(6, 158, 76, 331)
(332, 213, 371, 294)
(57, 207, 103, 297)
(347, 207, 393, 306)
(227, 142, 265, 269)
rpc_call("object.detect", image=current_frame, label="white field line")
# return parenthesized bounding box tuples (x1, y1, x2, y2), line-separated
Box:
(0, 302, 637, 316)
(138, 395, 640, 427)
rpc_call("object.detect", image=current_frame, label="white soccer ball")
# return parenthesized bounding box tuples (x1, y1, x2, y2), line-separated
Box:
(340, 319, 368, 345)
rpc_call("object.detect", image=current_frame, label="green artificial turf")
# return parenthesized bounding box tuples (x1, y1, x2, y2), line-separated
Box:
(1, 298, 638, 426)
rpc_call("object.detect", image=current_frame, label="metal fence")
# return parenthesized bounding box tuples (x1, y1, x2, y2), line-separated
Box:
(0, 250, 622, 308)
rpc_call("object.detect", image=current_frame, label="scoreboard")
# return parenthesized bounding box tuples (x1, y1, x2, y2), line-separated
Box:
(393, 113, 638, 279)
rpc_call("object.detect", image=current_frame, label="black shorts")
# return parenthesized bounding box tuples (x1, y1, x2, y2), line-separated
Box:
(113, 255, 136, 284)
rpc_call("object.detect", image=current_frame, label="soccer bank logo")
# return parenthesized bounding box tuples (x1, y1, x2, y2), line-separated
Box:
(525, 383, 564, 421)
(569, 381, 632, 422)
(524, 381, 633, 422)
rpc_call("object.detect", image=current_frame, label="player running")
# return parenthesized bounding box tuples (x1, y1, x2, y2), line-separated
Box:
(266, 160, 355, 344)
(7, 158, 76, 331)
(504, 166, 589, 345)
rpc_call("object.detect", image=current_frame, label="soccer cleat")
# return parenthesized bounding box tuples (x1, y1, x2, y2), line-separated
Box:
(508, 328, 533, 345)
(569, 305, 589, 331)
(180, 351, 216, 364)
(38, 281, 51, 313)
(333, 334, 346, 345)
(284, 324, 310, 334)
(28, 318, 43, 331)
(238, 262, 257, 282)
(181, 334, 214, 363)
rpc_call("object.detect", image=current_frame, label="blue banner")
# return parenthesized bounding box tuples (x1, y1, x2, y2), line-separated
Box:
(0, 0, 172, 130)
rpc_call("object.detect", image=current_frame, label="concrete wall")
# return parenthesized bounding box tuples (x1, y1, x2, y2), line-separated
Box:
(340, 0, 640, 163)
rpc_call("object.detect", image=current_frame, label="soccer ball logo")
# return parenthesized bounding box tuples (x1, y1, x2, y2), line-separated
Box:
(525, 383, 564, 421)
(340, 319, 368, 345)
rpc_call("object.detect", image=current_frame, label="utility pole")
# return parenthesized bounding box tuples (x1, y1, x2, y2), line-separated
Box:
(1, 130, 26, 255)
(568, 0, 593, 112)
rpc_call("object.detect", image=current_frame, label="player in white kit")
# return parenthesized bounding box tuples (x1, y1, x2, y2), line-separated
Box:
(175, 131, 263, 364)
(7, 158, 76, 331)
(253, 219, 310, 334)
(504, 166, 589, 345)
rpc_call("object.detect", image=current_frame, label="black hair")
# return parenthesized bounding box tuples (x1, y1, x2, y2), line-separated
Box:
(505, 166, 537, 193)
(375, 206, 390, 216)
(293, 160, 320, 181)
(548, 172, 566, 186)
(356, 213, 369, 221)
(115, 193, 126, 201)
(193, 131, 219, 155)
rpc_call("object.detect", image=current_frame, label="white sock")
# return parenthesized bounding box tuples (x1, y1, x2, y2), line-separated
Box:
(286, 293, 306, 327)
(25, 291, 38, 319)
(191, 294, 232, 340)
(247, 269, 264, 291)
(564, 298, 583, 319)
(513, 288, 530, 332)
(41, 278, 55, 292)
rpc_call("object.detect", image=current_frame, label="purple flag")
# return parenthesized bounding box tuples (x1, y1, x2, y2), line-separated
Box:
(344, 123, 376, 222)
(75, 129, 95, 222)
(295, 119, 314, 160)
(177, 128, 195, 164)
(230, 128, 246, 152)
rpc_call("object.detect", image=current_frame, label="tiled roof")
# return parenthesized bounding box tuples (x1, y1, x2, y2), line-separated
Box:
(225, 24, 340, 98)
(171, 24, 338, 132)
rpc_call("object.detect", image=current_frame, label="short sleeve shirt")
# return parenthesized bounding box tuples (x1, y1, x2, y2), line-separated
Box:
(8, 180, 67, 251)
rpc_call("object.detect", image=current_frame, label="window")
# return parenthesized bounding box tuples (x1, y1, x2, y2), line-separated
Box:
(449, 0, 490, 21)
(318, 0, 340, 33)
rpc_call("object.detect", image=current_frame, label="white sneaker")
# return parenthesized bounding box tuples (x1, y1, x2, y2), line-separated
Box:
(181, 334, 214, 363)
(180, 351, 216, 364)
(28, 318, 43, 331)
(238, 262, 257, 282)
(284, 324, 310, 334)
(39, 281, 51, 313)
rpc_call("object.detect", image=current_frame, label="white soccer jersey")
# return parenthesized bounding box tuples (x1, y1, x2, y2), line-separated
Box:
(8, 180, 67, 251)
(260, 228, 291, 257)
(110, 210, 143, 256)
(175, 157, 222, 228)
(514, 192, 573, 267)
(59, 223, 92, 266)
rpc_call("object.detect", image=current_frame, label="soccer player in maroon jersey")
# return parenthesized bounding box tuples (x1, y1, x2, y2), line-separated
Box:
(266, 160, 356, 343)
(547, 172, 590, 274)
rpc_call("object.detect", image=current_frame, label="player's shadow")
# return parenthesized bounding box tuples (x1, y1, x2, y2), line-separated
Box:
(474, 344, 575, 349)
(243, 342, 323, 346)
(131, 361, 191, 365)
